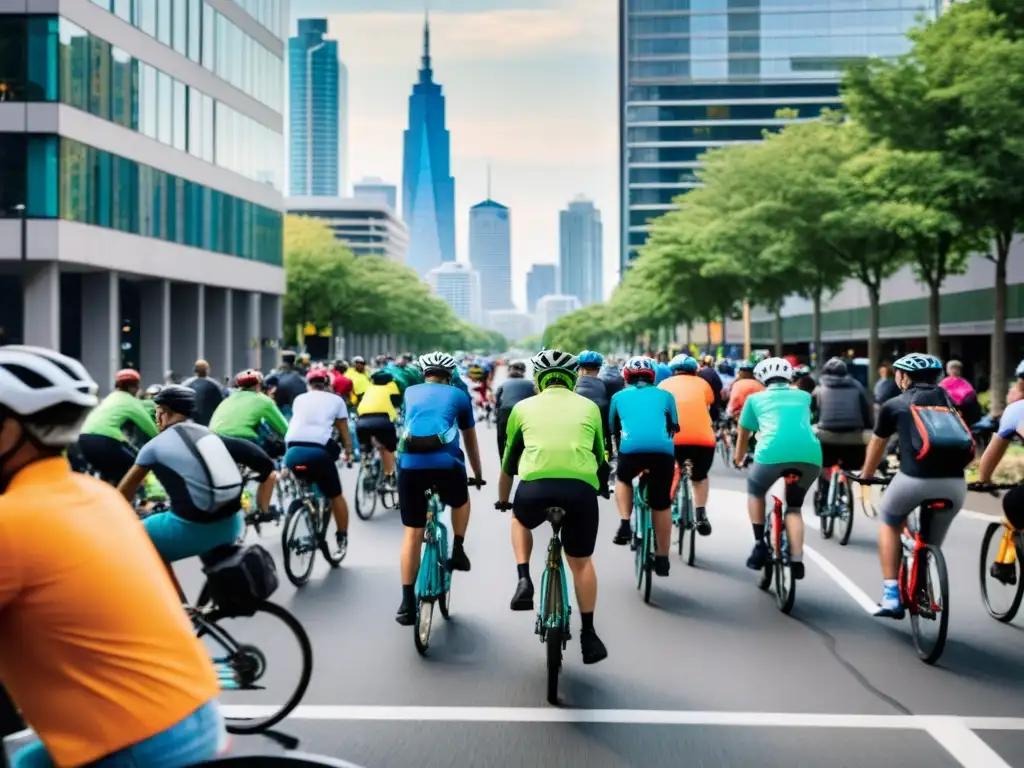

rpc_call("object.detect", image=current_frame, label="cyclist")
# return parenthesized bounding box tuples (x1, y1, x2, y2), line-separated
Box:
(727, 360, 763, 418)
(858, 353, 970, 618)
(395, 352, 484, 626)
(209, 369, 288, 450)
(697, 355, 723, 425)
(653, 353, 673, 385)
(1007, 359, 1024, 405)
(467, 357, 491, 417)
(734, 357, 821, 580)
(811, 357, 873, 512)
(792, 364, 816, 394)
(659, 354, 714, 535)
(356, 369, 402, 492)
(344, 356, 371, 405)
(182, 359, 224, 426)
(284, 368, 356, 559)
(977, 380, 1024, 543)
(609, 357, 680, 576)
(0, 348, 228, 768)
(265, 350, 307, 419)
(497, 349, 609, 664)
(575, 350, 612, 456)
(716, 359, 735, 398)
(77, 367, 158, 484)
(494, 360, 535, 457)
(598, 358, 625, 398)
(329, 360, 354, 402)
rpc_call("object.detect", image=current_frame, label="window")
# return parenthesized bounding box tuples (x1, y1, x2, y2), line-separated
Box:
(113, 0, 131, 22)
(201, 2, 213, 70)
(157, 0, 171, 46)
(172, 0, 187, 54)
(140, 62, 157, 138)
(187, 0, 201, 61)
(201, 92, 214, 162)
(172, 79, 186, 150)
(137, 0, 156, 37)
(0, 134, 27, 213)
(187, 86, 203, 157)
(157, 70, 172, 143)
(59, 20, 89, 111)
(109, 46, 136, 128)
(88, 35, 111, 119)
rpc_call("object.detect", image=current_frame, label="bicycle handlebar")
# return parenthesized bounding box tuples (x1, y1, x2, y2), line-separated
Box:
(968, 481, 1018, 493)
(842, 471, 892, 486)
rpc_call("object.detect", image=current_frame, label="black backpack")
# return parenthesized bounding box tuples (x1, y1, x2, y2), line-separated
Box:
(907, 387, 975, 471)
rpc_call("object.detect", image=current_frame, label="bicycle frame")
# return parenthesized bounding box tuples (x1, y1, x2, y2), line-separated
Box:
(900, 504, 946, 613)
(537, 516, 571, 634)
(416, 495, 449, 600)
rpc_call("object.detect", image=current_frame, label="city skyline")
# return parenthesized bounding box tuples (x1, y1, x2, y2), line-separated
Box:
(560, 196, 602, 307)
(470, 196, 513, 316)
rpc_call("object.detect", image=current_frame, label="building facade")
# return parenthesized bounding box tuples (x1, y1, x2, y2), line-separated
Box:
(288, 18, 345, 196)
(0, 0, 286, 388)
(353, 177, 397, 211)
(426, 262, 481, 325)
(287, 197, 408, 262)
(526, 264, 558, 313)
(486, 310, 534, 344)
(619, 0, 938, 273)
(536, 293, 582, 333)
(469, 199, 512, 314)
(559, 196, 603, 306)
(402, 16, 456, 276)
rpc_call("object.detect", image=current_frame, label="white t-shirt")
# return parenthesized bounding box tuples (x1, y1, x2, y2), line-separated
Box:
(285, 390, 348, 446)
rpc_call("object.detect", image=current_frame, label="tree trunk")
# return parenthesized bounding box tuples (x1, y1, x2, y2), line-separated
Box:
(868, 283, 881, 391)
(990, 240, 1010, 415)
(773, 305, 783, 356)
(926, 278, 941, 358)
(811, 290, 822, 370)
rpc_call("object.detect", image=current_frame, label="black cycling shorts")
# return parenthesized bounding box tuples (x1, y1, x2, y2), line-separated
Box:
(616, 451, 676, 510)
(77, 434, 136, 485)
(284, 442, 342, 499)
(496, 410, 511, 459)
(673, 444, 715, 482)
(397, 466, 469, 528)
(356, 414, 398, 453)
(1004, 484, 1024, 531)
(819, 442, 867, 471)
(513, 478, 599, 559)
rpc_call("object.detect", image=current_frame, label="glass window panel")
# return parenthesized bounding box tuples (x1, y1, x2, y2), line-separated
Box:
(157, 71, 172, 143)
(172, 79, 186, 149)
(137, 0, 156, 37)
(201, 2, 214, 70)
(60, 138, 86, 222)
(26, 17, 59, 102)
(0, 17, 27, 102)
(140, 63, 157, 137)
(112, 154, 133, 231)
(187, 86, 202, 157)
(59, 20, 89, 112)
(88, 35, 111, 119)
(201, 92, 214, 162)
(114, 0, 131, 22)
(110, 46, 132, 128)
(173, 0, 187, 54)
(137, 163, 153, 237)
(157, 0, 171, 46)
(0, 134, 27, 213)
(26, 135, 59, 218)
(188, 0, 201, 61)
(94, 148, 112, 227)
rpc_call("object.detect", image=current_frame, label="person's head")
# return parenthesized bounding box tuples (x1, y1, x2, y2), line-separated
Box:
(656, 350, 669, 364)
(418, 351, 457, 383)
(892, 353, 943, 390)
(577, 350, 604, 376)
(531, 350, 578, 391)
(114, 368, 141, 395)
(352, 356, 366, 372)
(0, 346, 99, 487)
(306, 367, 331, 390)
(280, 351, 296, 370)
(370, 370, 394, 386)
(193, 359, 210, 378)
(753, 357, 794, 387)
(508, 360, 527, 378)
(822, 357, 848, 378)
(669, 353, 699, 376)
(737, 360, 755, 379)
(401, 352, 414, 366)
(946, 359, 963, 378)
(153, 385, 195, 430)
(235, 369, 263, 392)
(878, 360, 893, 380)
(142, 384, 163, 400)
(622, 356, 657, 387)
(702, 355, 715, 369)
(1016, 359, 1024, 386)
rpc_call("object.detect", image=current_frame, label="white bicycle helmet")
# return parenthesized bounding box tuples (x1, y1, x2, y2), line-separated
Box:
(0, 346, 99, 447)
(531, 349, 578, 390)
(418, 351, 457, 376)
(622, 355, 656, 382)
(753, 357, 794, 385)
(893, 353, 942, 373)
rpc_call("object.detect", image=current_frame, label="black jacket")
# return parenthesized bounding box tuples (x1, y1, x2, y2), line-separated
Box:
(874, 376, 901, 406)
(698, 367, 723, 423)
(575, 375, 610, 411)
(495, 377, 536, 416)
(813, 374, 872, 432)
(185, 376, 224, 427)
(598, 365, 625, 398)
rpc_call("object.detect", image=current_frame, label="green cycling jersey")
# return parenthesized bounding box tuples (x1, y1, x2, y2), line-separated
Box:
(80, 390, 158, 443)
(501, 386, 605, 491)
(208, 389, 288, 440)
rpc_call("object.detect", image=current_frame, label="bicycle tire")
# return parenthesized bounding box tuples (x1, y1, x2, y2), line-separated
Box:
(634, 518, 645, 591)
(354, 461, 378, 521)
(414, 597, 434, 656)
(281, 499, 317, 587)
(979, 523, 1024, 623)
(819, 506, 835, 539)
(545, 626, 563, 705)
(202, 602, 313, 734)
(643, 530, 654, 604)
(197, 754, 367, 767)
(317, 503, 345, 567)
(685, 496, 696, 567)
(911, 544, 950, 665)
(757, 518, 773, 591)
(438, 559, 451, 620)
(837, 481, 854, 547)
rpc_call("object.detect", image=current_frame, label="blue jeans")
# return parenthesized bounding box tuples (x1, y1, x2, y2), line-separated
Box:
(13, 699, 226, 768)
(143, 509, 244, 563)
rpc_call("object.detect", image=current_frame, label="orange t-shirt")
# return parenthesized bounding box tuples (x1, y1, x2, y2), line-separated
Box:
(728, 377, 765, 416)
(659, 374, 716, 447)
(0, 459, 219, 766)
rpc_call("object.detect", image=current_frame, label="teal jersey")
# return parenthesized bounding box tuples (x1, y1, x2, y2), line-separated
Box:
(80, 391, 158, 443)
(208, 390, 288, 440)
(739, 384, 822, 466)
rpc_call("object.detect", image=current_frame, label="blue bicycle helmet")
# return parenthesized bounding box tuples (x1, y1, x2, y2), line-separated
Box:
(668, 353, 698, 374)
(893, 353, 943, 373)
(577, 350, 605, 368)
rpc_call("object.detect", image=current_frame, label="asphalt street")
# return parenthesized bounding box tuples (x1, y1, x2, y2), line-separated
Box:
(176, 379, 1024, 768)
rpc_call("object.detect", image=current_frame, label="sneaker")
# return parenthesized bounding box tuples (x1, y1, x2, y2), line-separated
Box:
(654, 556, 670, 577)
(447, 546, 471, 572)
(791, 561, 805, 580)
(382, 474, 398, 493)
(613, 521, 632, 546)
(874, 585, 905, 619)
(580, 629, 608, 665)
(991, 562, 1017, 586)
(510, 578, 534, 611)
(335, 531, 348, 562)
(395, 602, 415, 626)
(746, 540, 769, 570)
(696, 511, 712, 537)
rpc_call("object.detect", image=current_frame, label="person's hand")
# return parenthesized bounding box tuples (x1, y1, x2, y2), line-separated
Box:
(495, 500, 512, 512)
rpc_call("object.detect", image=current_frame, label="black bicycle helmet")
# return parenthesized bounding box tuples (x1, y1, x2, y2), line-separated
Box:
(822, 357, 848, 377)
(371, 370, 394, 385)
(153, 384, 196, 417)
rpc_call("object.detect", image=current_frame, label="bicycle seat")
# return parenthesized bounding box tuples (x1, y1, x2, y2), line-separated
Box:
(545, 506, 566, 526)
(199, 543, 244, 568)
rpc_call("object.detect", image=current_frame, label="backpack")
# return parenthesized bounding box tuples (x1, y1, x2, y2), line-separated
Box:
(201, 544, 279, 615)
(907, 388, 975, 470)
(172, 424, 244, 518)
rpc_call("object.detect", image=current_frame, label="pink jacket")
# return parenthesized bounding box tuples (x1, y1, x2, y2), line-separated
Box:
(939, 376, 975, 405)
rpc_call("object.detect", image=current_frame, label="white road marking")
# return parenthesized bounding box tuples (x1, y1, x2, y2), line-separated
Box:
(921, 716, 1013, 768)
(803, 545, 880, 615)
(960, 509, 1001, 524)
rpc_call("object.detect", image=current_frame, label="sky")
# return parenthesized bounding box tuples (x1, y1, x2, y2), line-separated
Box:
(289, 0, 619, 310)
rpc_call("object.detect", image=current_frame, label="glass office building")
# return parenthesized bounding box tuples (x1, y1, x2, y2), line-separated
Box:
(0, 0, 286, 387)
(619, 0, 940, 272)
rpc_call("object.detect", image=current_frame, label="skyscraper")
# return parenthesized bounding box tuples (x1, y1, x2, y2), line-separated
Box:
(559, 197, 602, 306)
(526, 264, 558, 313)
(470, 199, 512, 315)
(289, 19, 346, 196)
(353, 177, 398, 211)
(402, 16, 456, 276)
(426, 262, 481, 325)
(619, 1, 940, 274)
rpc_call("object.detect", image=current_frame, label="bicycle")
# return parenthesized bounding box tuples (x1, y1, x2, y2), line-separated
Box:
(968, 481, 1022, 623)
(816, 463, 854, 546)
(671, 460, 697, 566)
(280, 464, 348, 587)
(632, 475, 657, 605)
(239, 469, 285, 542)
(495, 500, 571, 706)
(354, 442, 397, 521)
(756, 471, 803, 615)
(846, 472, 951, 664)
(412, 478, 484, 655)
(715, 418, 735, 466)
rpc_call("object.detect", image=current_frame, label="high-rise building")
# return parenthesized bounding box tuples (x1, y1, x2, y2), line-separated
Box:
(402, 16, 456, 275)
(353, 177, 398, 211)
(536, 294, 582, 333)
(426, 262, 481, 325)
(526, 264, 558, 313)
(486, 310, 534, 344)
(0, 2, 286, 388)
(288, 197, 409, 262)
(289, 18, 346, 196)
(469, 199, 512, 314)
(559, 197, 603, 305)
(619, 1, 939, 274)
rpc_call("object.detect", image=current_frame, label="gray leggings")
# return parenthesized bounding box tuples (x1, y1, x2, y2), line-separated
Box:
(746, 461, 821, 510)
(879, 473, 966, 548)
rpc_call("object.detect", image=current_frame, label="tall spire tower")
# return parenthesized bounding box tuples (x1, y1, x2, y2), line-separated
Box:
(420, 9, 432, 83)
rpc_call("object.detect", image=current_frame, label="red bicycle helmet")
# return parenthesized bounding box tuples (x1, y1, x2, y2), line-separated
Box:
(235, 369, 263, 388)
(114, 368, 141, 385)
(306, 367, 330, 384)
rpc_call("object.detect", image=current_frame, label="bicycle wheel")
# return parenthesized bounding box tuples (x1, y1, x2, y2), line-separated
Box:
(281, 499, 317, 587)
(543, 568, 565, 705)
(757, 517, 773, 591)
(634, 512, 645, 591)
(836, 480, 854, 546)
(643, 529, 654, 604)
(684, 492, 696, 567)
(911, 544, 950, 665)
(438, 550, 452, 620)
(979, 524, 1024, 623)
(354, 459, 378, 521)
(318, 501, 346, 567)
(773, 522, 796, 614)
(197, 601, 313, 734)
(819, 488, 835, 539)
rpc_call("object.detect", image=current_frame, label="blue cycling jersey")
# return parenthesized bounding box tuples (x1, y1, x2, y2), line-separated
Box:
(399, 383, 475, 471)
(609, 383, 678, 455)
